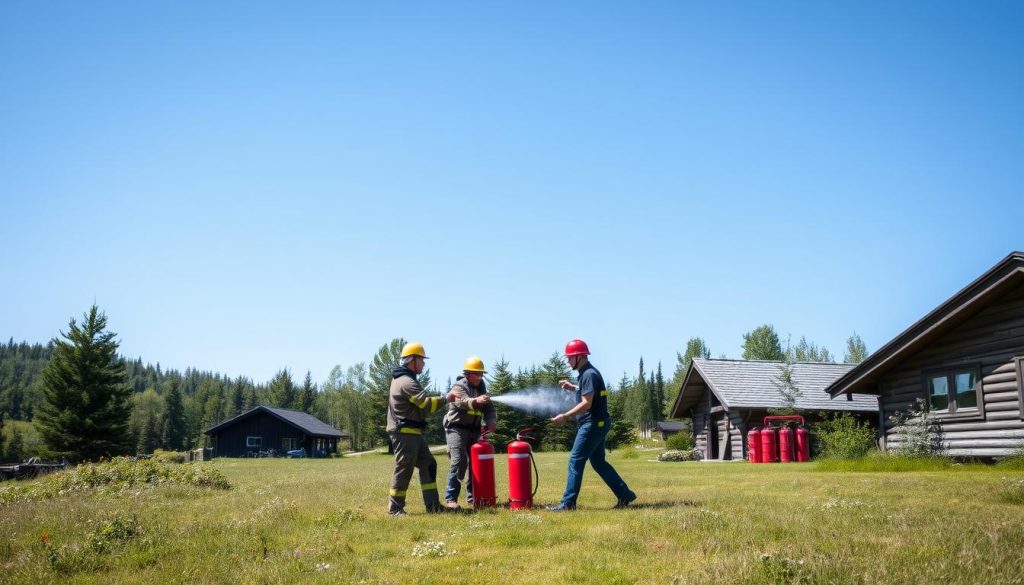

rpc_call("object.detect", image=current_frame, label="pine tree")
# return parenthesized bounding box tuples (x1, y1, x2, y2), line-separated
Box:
(34, 306, 132, 462)
(299, 371, 317, 413)
(242, 387, 259, 411)
(367, 338, 406, 447)
(606, 379, 636, 449)
(666, 337, 711, 417)
(228, 377, 245, 417)
(7, 425, 25, 462)
(791, 336, 835, 363)
(654, 362, 665, 421)
(844, 332, 869, 364)
(540, 352, 575, 450)
(267, 369, 297, 409)
(161, 382, 186, 451)
(486, 356, 526, 451)
(136, 410, 158, 454)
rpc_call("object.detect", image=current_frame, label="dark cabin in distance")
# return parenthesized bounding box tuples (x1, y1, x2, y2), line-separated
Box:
(205, 405, 347, 457)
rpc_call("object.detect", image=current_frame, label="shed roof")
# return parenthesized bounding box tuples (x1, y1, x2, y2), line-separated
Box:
(655, 421, 690, 432)
(205, 405, 347, 438)
(826, 251, 1024, 397)
(671, 358, 878, 415)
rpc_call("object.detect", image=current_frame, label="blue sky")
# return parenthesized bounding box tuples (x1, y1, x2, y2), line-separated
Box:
(1, 2, 1021, 389)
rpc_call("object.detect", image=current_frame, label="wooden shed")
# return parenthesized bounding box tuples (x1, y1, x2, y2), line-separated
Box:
(205, 405, 347, 458)
(826, 251, 1024, 458)
(670, 358, 878, 460)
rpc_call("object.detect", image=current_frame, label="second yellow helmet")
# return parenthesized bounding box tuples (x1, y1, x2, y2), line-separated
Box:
(463, 356, 486, 373)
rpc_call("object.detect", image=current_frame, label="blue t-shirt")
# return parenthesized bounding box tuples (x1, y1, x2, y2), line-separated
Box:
(575, 362, 609, 423)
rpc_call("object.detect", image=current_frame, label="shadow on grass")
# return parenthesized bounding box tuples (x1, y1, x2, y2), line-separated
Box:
(619, 499, 703, 510)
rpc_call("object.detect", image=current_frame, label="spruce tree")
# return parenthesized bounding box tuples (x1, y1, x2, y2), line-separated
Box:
(228, 377, 245, 417)
(540, 352, 575, 450)
(161, 382, 186, 450)
(7, 425, 24, 462)
(267, 369, 297, 409)
(299, 371, 316, 413)
(34, 305, 132, 462)
(367, 338, 406, 447)
(136, 410, 158, 454)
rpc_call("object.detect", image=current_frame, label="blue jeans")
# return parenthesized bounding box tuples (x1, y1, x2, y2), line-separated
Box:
(561, 419, 633, 507)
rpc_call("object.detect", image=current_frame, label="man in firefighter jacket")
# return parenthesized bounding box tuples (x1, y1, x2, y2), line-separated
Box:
(386, 342, 447, 516)
(442, 356, 496, 509)
(547, 339, 637, 511)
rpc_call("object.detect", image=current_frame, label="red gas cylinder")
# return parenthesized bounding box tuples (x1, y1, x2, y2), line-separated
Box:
(778, 425, 795, 463)
(747, 427, 762, 463)
(795, 425, 811, 462)
(507, 431, 535, 510)
(760, 426, 778, 463)
(470, 434, 496, 508)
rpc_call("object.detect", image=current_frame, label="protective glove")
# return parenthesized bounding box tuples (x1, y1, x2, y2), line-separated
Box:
(471, 395, 490, 407)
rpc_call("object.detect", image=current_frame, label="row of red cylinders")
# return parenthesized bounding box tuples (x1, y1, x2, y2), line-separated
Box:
(748, 416, 810, 463)
(470, 433, 534, 509)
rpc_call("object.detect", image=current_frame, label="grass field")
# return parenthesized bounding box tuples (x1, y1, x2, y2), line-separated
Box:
(2, 450, 1024, 584)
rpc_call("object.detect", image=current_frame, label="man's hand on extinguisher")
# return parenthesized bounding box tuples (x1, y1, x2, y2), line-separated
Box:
(558, 379, 577, 392)
(472, 395, 490, 407)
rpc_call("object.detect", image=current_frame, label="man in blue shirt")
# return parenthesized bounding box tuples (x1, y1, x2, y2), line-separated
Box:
(547, 339, 637, 511)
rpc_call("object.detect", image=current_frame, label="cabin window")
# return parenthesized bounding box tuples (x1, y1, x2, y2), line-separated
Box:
(923, 364, 981, 417)
(246, 436, 262, 448)
(282, 438, 299, 451)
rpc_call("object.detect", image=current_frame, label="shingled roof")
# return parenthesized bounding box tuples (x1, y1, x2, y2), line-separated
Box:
(671, 358, 878, 415)
(205, 405, 346, 438)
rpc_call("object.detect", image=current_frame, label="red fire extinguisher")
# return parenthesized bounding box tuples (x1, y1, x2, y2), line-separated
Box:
(796, 424, 810, 462)
(762, 415, 810, 463)
(760, 425, 777, 463)
(470, 432, 496, 508)
(507, 428, 539, 510)
(779, 424, 795, 463)
(747, 426, 761, 463)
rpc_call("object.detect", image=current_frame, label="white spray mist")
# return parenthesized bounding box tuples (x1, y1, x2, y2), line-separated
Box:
(489, 387, 579, 417)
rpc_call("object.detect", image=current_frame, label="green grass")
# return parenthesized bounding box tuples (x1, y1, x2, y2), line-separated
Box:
(2, 452, 1024, 584)
(813, 452, 961, 472)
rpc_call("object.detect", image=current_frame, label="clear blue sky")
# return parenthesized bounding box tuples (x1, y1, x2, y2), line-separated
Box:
(2, 2, 1021, 389)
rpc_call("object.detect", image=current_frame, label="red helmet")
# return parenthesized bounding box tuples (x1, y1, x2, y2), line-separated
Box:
(564, 339, 591, 356)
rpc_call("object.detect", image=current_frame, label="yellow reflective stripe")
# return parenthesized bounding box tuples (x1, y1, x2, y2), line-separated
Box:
(598, 420, 606, 427)
(466, 409, 481, 416)
(429, 397, 442, 413)
(399, 427, 422, 435)
(390, 489, 407, 497)
(408, 395, 426, 408)
(421, 482, 437, 491)
(600, 390, 608, 396)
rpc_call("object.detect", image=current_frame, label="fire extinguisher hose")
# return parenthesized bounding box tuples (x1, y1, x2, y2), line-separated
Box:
(529, 450, 539, 499)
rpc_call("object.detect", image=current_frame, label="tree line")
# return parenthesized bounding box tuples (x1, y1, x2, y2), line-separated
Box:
(1, 306, 867, 462)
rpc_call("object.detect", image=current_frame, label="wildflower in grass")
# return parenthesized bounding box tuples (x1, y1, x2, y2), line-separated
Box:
(411, 541, 455, 558)
(316, 562, 331, 571)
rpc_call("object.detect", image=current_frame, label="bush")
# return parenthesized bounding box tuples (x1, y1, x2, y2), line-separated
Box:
(0, 456, 230, 506)
(665, 432, 694, 451)
(815, 413, 876, 459)
(888, 398, 942, 457)
(658, 449, 700, 462)
(152, 450, 186, 464)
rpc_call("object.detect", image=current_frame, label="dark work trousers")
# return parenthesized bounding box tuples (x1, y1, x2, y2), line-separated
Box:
(444, 427, 479, 504)
(388, 431, 441, 514)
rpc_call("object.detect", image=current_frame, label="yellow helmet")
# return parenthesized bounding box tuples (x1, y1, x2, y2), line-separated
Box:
(400, 342, 428, 359)
(463, 356, 486, 373)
